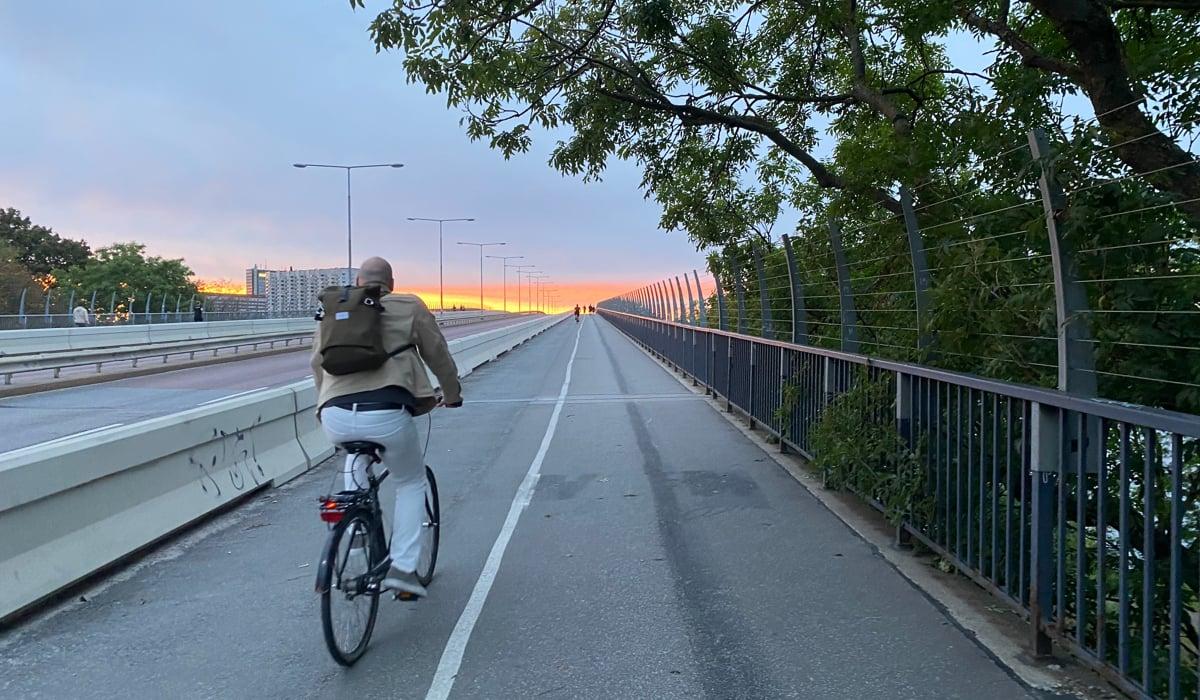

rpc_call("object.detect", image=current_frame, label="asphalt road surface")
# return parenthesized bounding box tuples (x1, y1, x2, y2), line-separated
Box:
(0, 316, 534, 453)
(0, 316, 1040, 699)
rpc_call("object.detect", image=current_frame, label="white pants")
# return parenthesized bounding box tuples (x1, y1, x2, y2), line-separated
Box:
(320, 406, 426, 573)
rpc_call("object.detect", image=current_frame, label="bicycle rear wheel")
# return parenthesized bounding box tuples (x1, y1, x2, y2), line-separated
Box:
(319, 511, 380, 666)
(415, 466, 440, 587)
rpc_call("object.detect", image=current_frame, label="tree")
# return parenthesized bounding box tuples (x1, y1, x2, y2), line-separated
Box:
(52, 242, 197, 312)
(0, 208, 91, 280)
(0, 242, 44, 315)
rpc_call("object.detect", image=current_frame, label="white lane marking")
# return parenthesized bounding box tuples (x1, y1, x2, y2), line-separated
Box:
(425, 320, 583, 700)
(196, 386, 268, 406)
(0, 422, 126, 457)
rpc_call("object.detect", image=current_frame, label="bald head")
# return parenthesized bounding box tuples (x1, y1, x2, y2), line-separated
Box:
(357, 257, 394, 291)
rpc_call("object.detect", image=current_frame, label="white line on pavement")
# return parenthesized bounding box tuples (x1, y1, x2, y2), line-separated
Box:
(196, 386, 268, 406)
(424, 320, 583, 700)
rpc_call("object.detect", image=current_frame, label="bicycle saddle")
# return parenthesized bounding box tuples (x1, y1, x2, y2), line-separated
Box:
(341, 441, 385, 454)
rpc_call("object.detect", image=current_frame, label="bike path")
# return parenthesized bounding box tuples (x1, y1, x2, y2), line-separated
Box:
(1, 317, 1040, 699)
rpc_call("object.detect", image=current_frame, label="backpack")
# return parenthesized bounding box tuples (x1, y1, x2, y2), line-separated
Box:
(314, 285, 412, 376)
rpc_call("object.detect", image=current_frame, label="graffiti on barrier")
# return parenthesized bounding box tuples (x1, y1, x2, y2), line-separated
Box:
(187, 415, 267, 497)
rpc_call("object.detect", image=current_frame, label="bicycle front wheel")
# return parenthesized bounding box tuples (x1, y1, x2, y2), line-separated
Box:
(415, 466, 440, 587)
(319, 511, 380, 666)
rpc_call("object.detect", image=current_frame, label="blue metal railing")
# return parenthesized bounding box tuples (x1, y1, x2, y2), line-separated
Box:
(600, 308, 1200, 700)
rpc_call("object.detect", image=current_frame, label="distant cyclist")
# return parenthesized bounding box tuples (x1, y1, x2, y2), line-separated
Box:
(574, 304, 581, 322)
(311, 256, 462, 599)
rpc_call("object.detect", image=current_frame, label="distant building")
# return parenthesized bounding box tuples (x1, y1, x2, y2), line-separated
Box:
(204, 293, 267, 318)
(244, 266, 357, 316)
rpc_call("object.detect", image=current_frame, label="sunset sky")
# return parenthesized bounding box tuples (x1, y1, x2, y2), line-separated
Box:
(0, 2, 712, 313)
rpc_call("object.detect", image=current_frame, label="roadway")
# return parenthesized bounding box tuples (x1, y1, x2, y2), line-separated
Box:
(0, 317, 1040, 699)
(0, 315, 535, 454)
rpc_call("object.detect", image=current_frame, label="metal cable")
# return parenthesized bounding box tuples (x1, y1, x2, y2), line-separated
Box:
(919, 199, 1040, 234)
(922, 229, 1027, 252)
(1093, 197, 1200, 220)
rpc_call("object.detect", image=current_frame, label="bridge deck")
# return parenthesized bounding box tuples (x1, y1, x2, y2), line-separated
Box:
(0, 317, 1033, 699)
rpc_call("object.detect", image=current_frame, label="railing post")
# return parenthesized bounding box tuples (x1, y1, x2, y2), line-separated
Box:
(145, 291, 153, 325)
(781, 234, 809, 345)
(692, 270, 707, 328)
(730, 252, 748, 334)
(1028, 129, 1097, 397)
(89, 290, 98, 319)
(683, 274, 697, 326)
(709, 261, 728, 331)
(1029, 401, 1059, 658)
(674, 276, 688, 324)
(660, 281, 672, 321)
(751, 240, 773, 338)
(651, 282, 663, 319)
(894, 372, 915, 547)
(110, 292, 118, 321)
(17, 287, 27, 329)
(828, 218, 860, 353)
(668, 279, 681, 322)
(67, 290, 76, 326)
(899, 186, 934, 354)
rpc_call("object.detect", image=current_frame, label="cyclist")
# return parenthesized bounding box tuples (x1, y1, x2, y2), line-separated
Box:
(311, 256, 462, 599)
(574, 304, 581, 322)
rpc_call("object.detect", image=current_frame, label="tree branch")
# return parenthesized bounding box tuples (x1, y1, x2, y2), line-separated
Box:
(958, 9, 1085, 81)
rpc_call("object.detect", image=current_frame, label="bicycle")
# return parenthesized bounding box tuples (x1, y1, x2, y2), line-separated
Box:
(314, 439, 441, 666)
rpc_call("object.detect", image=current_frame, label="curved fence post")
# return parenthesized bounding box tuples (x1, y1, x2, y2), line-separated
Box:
(674, 276, 688, 324)
(683, 274, 696, 325)
(1028, 128, 1097, 396)
(656, 281, 668, 320)
(900, 186, 934, 354)
(43, 290, 51, 326)
(729, 252, 748, 334)
(828, 218, 860, 353)
(751, 240, 774, 338)
(781, 234, 809, 345)
(145, 291, 153, 325)
(109, 292, 118, 321)
(709, 261, 728, 331)
(17, 287, 27, 328)
(692, 270, 707, 328)
(667, 279, 681, 322)
(89, 290, 97, 315)
(67, 290, 76, 326)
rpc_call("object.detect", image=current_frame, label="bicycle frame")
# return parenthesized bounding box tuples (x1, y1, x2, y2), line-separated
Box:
(314, 457, 390, 595)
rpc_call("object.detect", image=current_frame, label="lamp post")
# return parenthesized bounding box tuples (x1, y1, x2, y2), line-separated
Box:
(529, 273, 549, 314)
(508, 265, 535, 313)
(407, 217, 475, 312)
(518, 269, 539, 314)
(292, 162, 404, 284)
(486, 255, 525, 312)
(457, 241, 506, 311)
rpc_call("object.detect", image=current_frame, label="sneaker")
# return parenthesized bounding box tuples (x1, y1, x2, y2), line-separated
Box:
(381, 569, 427, 599)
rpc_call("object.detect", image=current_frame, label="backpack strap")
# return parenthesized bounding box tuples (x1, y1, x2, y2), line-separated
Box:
(388, 344, 415, 357)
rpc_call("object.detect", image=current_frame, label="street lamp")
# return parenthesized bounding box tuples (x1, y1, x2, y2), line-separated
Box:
(486, 255, 525, 312)
(528, 272, 549, 314)
(518, 269, 540, 314)
(457, 241, 506, 311)
(507, 264, 535, 313)
(407, 217, 475, 312)
(292, 162, 404, 284)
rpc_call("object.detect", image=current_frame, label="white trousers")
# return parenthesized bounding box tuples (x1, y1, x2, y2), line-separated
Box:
(320, 406, 426, 573)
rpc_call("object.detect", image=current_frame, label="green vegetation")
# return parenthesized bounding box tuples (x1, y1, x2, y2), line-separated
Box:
(355, 0, 1200, 413)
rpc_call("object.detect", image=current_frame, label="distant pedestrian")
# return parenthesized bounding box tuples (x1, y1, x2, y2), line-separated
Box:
(193, 305, 204, 322)
(72, 304, 89, 327)
(574, 304, 581, 322)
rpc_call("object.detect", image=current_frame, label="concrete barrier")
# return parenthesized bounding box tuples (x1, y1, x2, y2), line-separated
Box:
(0, 313, 565, 622)
(0, 311, 514, 357)
(0, 318, 316, 356)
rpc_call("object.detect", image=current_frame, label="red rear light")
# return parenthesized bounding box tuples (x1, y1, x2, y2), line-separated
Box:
(319, 500, 344, 523)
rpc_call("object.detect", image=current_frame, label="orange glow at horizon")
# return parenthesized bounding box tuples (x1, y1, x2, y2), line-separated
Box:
(404, 280, 633, 314)
(196, 279, 248, 295)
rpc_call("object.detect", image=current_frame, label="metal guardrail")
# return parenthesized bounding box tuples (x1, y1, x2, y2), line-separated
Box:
(0, 311, 526, 385)
(0, 333, 314, 385)
(600, 308, 1200, 700)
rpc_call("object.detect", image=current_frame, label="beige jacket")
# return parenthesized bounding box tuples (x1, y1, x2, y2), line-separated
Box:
(311, 292, 462, 416)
